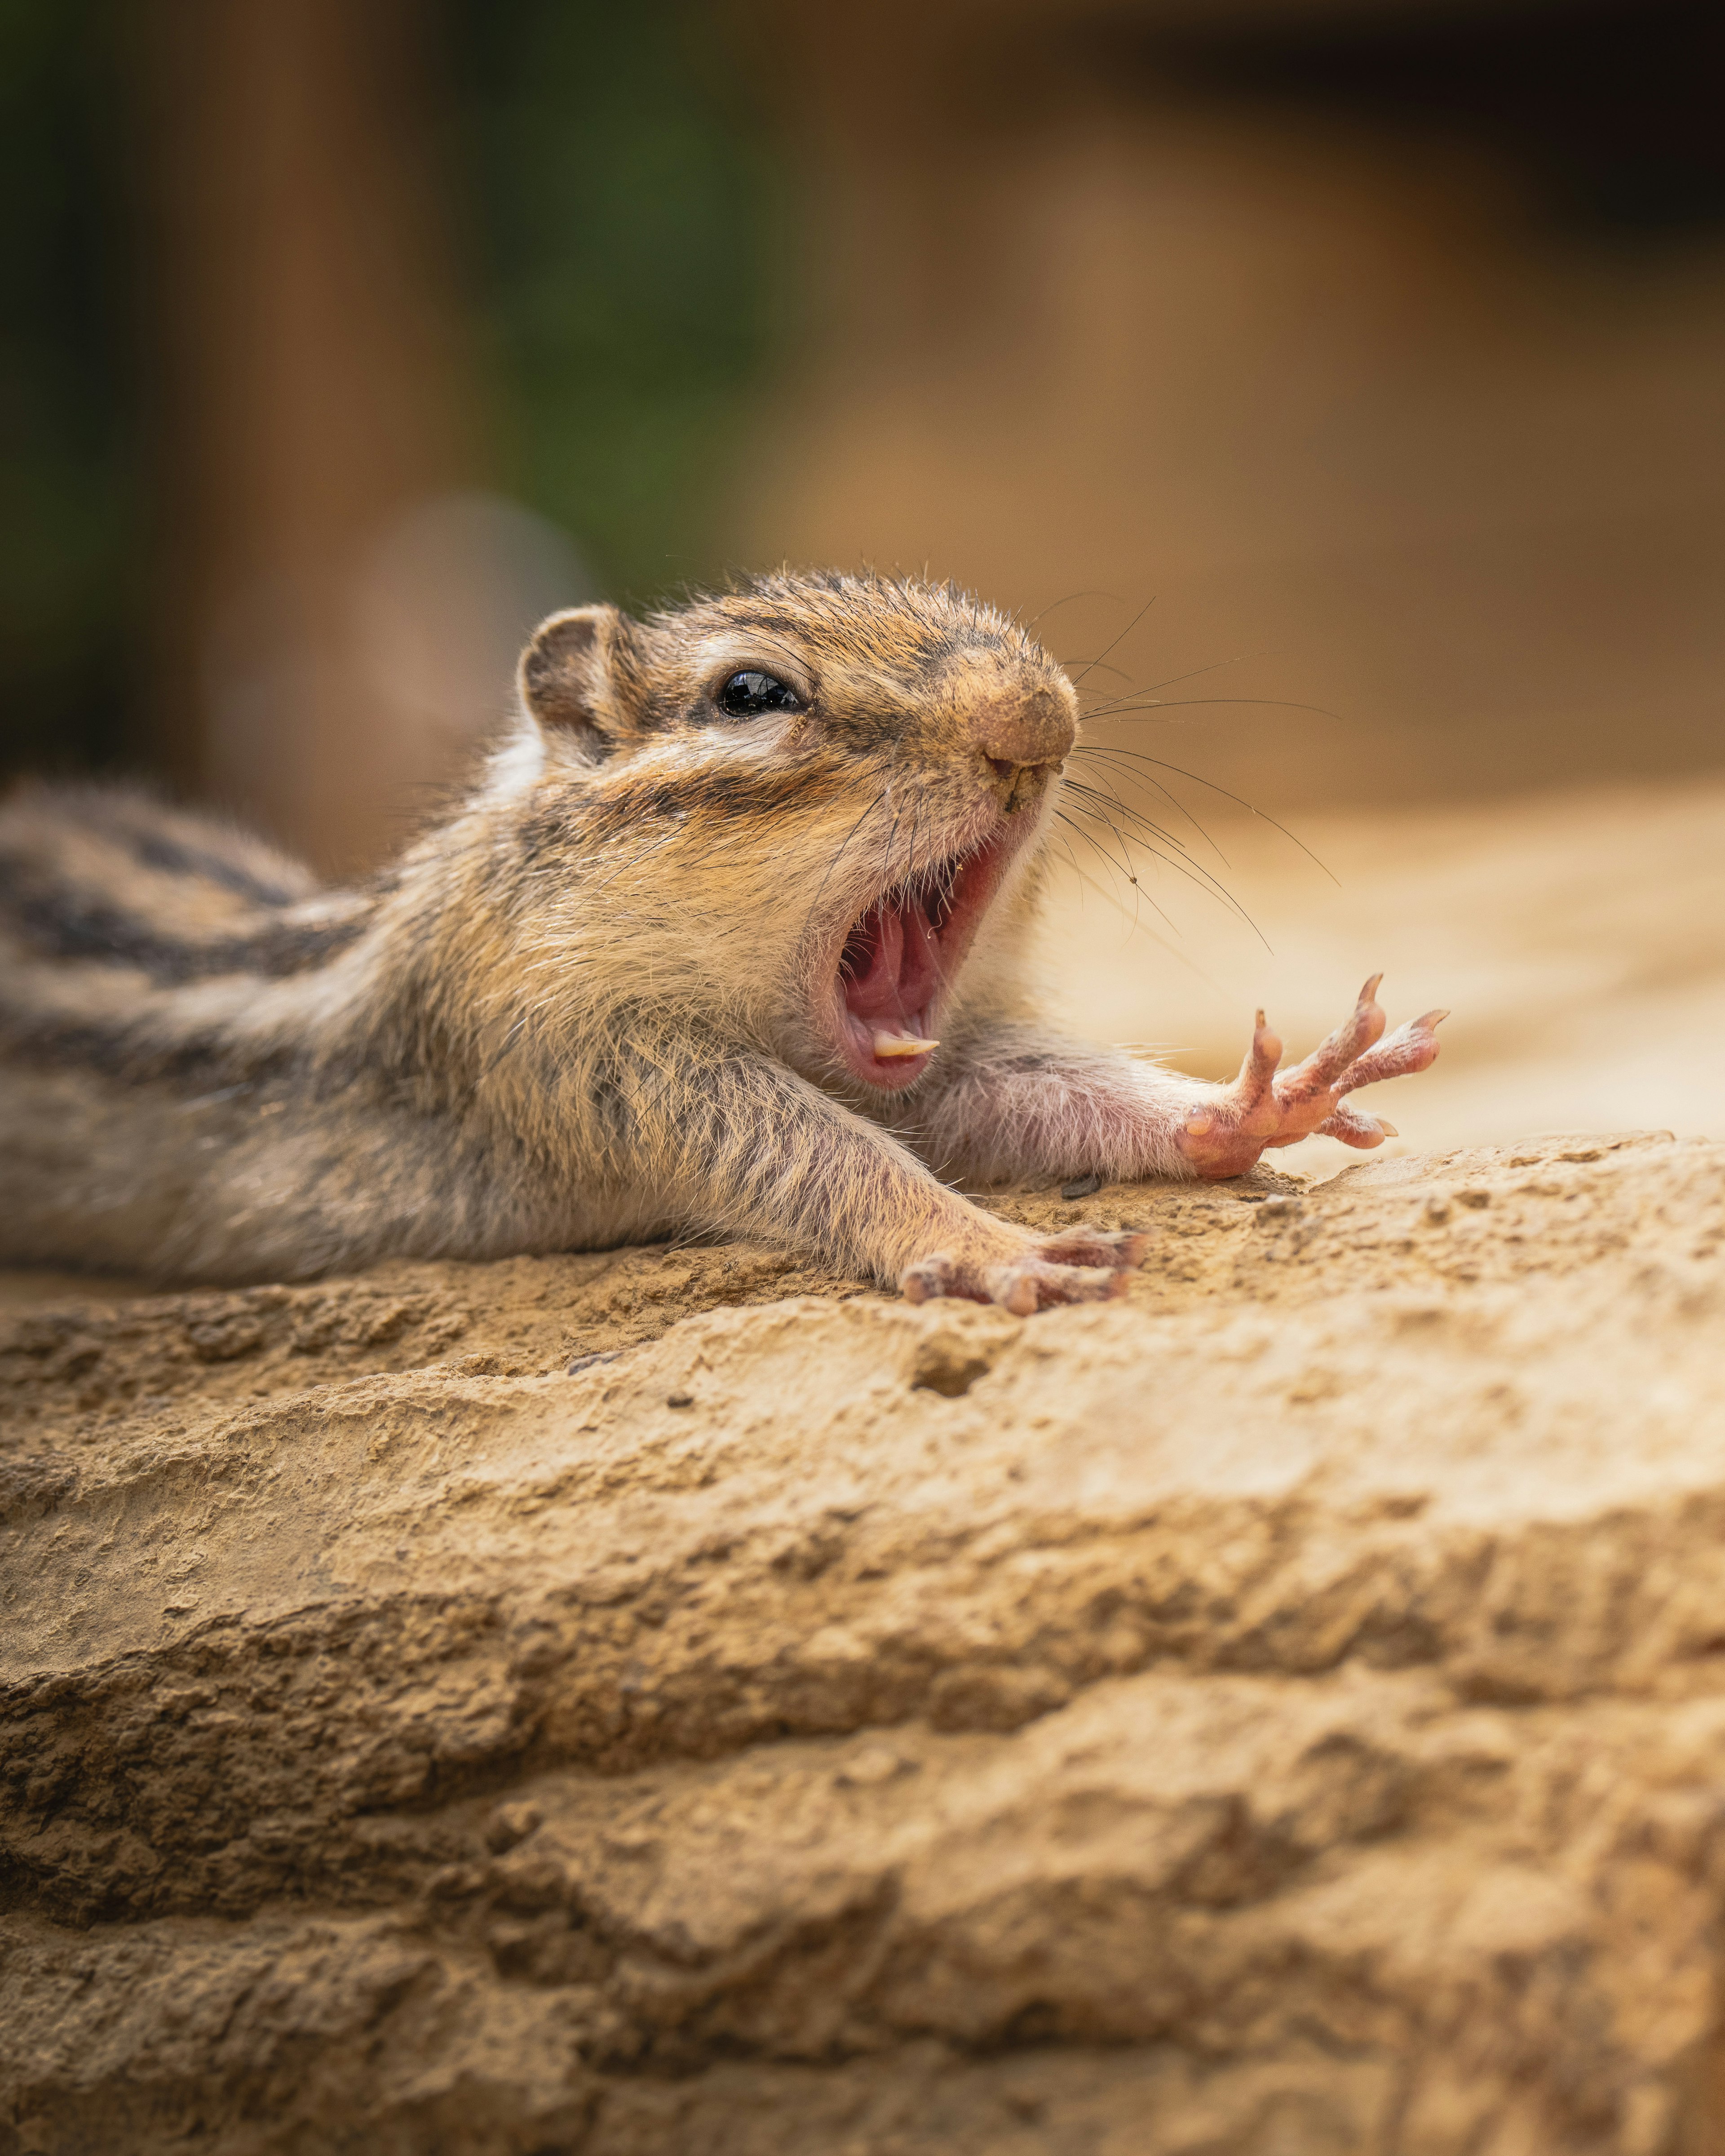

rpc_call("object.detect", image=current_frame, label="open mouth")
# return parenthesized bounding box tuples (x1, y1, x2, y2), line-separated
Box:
(832, 830, 1013, 1089)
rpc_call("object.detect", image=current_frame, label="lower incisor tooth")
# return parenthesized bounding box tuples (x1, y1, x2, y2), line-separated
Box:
(873, 1032, 938, 1058)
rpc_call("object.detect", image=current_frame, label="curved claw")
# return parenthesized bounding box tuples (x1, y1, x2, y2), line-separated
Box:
(1314, 1103, 1394, 1148)
(1187, 1012, 1280, 1148)
(1278, 974, 1388, 1103)
(1238, 1010, 1283, 1100)
(1332, 1007, 1447, 1098)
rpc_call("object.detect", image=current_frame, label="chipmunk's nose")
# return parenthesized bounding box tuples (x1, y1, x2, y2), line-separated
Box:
(973, 685, 1075, 773)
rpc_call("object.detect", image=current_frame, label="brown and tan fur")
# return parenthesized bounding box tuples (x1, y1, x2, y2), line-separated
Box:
(0, 572, 1442, 1312)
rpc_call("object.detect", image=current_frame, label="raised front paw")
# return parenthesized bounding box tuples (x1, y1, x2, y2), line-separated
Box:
(901, 1223, 1150, 1317)
(1180, 975, 1446, 1181)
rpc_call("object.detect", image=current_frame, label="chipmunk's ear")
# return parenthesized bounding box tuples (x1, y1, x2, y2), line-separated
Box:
(517, 605, 641, 757)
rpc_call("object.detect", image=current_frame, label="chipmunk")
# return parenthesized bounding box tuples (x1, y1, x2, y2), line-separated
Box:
(0, 572, 1443, 1313)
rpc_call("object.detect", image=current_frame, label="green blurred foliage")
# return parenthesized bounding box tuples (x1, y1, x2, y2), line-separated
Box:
(442, 0, 786, 604)
(0, 0, 139, 776)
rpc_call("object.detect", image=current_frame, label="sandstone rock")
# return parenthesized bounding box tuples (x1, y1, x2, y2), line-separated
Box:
(2, 1131, 1723, 2154)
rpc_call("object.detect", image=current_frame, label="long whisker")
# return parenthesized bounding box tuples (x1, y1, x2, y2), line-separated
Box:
(879, 786, 903, 888)
(1048, 832, 1235, 998)
(1079, 694, 1346, 726)
(1068, 745, 1232, 869)
(1054, 810, 1152, 932)
(1066, 798, 1269, 946)
(1065, 770, 1201, 858)
(1079, 651, 1259, 713)
(1068, 596, 1156, 689)
(1052, 831, 1087, 891)
(1075, 751, 1339, 884)
(1058, 658, 1135, 684)
(809, 783, 890, 913)
(1056, 806, 1181, 936)
(1025, 588, 1122, 629)
(1062, 778, 1254, 920)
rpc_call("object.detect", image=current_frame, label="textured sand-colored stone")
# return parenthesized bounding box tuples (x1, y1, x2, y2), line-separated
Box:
(3, 1130, 1724, 2153)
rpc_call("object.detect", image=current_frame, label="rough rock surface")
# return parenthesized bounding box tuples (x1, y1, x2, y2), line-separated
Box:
(3, 1131, 1724, 2155)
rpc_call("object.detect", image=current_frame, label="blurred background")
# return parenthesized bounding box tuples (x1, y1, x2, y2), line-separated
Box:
(3, 0, 1722, 1153)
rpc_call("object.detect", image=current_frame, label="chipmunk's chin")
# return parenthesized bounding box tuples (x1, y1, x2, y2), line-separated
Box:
(827, 825, 1017, 1092)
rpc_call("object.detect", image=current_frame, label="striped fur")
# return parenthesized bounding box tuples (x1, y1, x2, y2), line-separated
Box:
(0, 572, 1252, 1302)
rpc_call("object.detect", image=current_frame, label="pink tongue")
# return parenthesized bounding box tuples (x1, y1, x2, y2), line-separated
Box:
(844, 900, 941, 1025)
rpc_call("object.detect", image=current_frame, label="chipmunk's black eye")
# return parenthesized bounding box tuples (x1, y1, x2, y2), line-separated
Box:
(716, 669, 802, 719)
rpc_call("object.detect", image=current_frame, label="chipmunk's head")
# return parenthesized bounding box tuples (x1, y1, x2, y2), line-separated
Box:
(505, 570, 1077, 1093)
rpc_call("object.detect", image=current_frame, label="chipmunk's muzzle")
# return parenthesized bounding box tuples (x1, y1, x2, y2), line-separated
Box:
(831, 827, 1017, 1091)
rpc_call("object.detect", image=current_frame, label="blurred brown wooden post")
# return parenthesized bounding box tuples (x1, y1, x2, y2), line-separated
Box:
(138, 0, 487, 873)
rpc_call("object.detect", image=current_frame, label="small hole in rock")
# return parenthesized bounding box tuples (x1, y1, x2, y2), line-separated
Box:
(911, 1336, 994, 1398)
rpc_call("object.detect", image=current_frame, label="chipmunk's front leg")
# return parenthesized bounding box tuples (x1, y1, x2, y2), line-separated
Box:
(624, 1049, 1146, 1314)
(915, 978, 1446, 1186)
